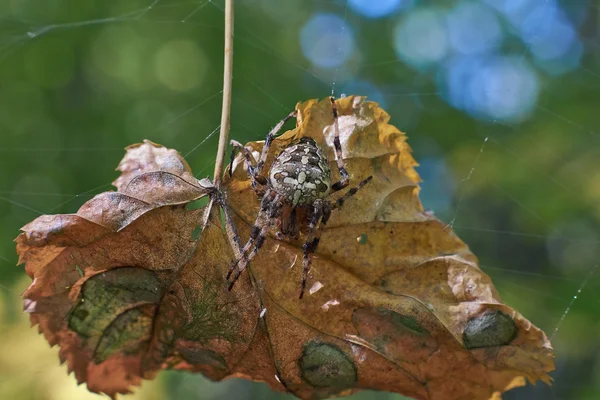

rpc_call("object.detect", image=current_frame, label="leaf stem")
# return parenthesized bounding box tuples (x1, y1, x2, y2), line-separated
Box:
(213, 0, 234, 189)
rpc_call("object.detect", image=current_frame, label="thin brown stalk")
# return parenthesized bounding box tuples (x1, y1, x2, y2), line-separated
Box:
(213, 0, 234, 188)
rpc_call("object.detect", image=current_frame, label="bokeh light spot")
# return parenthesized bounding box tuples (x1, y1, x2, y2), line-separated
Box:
(90, 26, 148, 90)
(446, 2, 503, 55)
(393, 9, 449, 68)
(440, 55, 539, 122)
(154, 40, 207, 92)
(521, 2, 575, 60)
(535, 42, 583, 76)
(483, 0, 581, 75)
(300, 13, 355, 69)
(480, 0, 536, 17)
(348, 0, 411, 19)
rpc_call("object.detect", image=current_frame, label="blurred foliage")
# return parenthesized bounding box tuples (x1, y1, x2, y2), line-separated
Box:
(0, 0, 599, 399)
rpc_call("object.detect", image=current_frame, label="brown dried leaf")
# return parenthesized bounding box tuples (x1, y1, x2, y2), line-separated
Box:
(16, 141, 214, 398)
(224, 96, 554, 398)
(15, 97, 554, 400)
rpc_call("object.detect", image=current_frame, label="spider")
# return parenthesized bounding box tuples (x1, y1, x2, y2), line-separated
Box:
(227, 97, 372, 299)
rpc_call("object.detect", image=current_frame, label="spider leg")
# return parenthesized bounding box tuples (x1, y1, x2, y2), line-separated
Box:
(228, 216, 277, 291)
(298, 177, 372, 298)
(229, 139, 268, 194)
(228, 193, 282, 290)
(226, 190, 275, 280)
(332, 175, 373, 210)
(329, 97, 350, 192)
(255, 110, 297, 176)
(299, 200, 330, 299)
(229, 139, 255, 178)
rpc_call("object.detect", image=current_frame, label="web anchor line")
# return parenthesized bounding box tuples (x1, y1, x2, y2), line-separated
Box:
(550, 264, 598, 341)
(444, 137, 489, 231)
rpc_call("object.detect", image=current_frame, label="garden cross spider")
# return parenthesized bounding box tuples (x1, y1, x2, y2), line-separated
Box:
(227, 97, 372, 299)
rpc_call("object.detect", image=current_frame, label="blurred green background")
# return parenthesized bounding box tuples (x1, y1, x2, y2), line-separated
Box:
(1, 0, 599, 399)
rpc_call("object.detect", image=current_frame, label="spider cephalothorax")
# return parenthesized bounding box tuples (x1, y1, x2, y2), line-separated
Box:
(227, 97, 372, 298)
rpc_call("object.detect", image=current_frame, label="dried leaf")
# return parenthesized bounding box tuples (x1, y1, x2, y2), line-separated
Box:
(224, 96, 554, 398)
(16, 141, 215, 397)
(15, 97, 554, 400)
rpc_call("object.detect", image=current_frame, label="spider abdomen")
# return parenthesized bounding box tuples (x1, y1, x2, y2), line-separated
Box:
(269, 138, 331, 206)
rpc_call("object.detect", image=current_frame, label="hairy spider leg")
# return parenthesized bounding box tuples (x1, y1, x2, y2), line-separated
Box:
(229, 140, 269, 195)
(297, 176, 372, 298)
(228, 193, 282, 290)
(229, 139, 256, 179)
(329, 97, 350, 191)
(254, 110, 297, 176)
(299, 200, 332, 299)
(229, 140, 254, 176)
(333, 176, 373, 210)
(227, 218, 276, 291)
(226, 190, 275, 280)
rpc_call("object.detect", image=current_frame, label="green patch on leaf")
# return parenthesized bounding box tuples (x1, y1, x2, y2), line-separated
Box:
(191, 225, 202, 241)
(463, 310, 517, 349)
(185, 197, 209, 211)
(299, 341, 357, 391)
(179, 348, 227, 370)
(181, 281, 240, 344)
(93, 307, 153, 363)
(68, 268, 163, 345)
(351, 307, 437, 364)
(375, 307, 428, 336)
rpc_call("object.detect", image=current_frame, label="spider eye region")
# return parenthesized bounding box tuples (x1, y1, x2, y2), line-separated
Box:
(269, 140, 332, 206)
